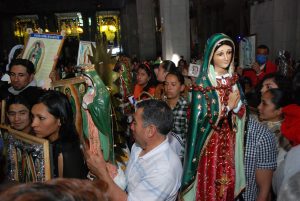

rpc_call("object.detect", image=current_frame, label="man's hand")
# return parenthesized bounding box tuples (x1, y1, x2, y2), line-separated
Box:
(85, 145, 107, 179)
(84, 142, 117, 179)
(252, 62, 261, 74)
(84, 141, 128, 201)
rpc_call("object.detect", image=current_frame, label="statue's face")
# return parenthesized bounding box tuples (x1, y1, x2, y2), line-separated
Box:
(82, 76, 95, 109)
(212, 44, 232, 74)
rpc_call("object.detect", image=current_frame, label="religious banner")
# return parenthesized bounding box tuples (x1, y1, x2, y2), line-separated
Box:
(51, 76, 86, 138)
(239, 35, 256, 69)
(22, 33, 64, 88)
(0, 124, 52, 182)
(77, 41, 96, 66)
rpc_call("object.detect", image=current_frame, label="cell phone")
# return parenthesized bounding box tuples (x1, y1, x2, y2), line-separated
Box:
(128, 95, 136, 105)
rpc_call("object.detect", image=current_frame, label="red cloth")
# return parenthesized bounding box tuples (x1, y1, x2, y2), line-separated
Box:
(242, 60, 277, 87)
(196, 76, 237, 201)
(281, 104, 300, 146)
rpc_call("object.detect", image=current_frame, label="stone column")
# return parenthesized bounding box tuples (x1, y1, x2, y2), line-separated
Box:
(159, 0, 190, 64)
(135, 0, 157, 60)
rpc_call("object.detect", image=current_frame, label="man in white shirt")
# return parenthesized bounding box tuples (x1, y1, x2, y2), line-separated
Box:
(86, 99, 182, 201)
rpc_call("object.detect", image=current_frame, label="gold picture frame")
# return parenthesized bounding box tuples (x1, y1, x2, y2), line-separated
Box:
(0, 124, 52, 182)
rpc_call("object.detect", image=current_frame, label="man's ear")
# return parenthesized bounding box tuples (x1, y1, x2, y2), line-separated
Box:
(29, 74, 34, 82)
(58, 118, 62, 126)
(146, 124, 156, 138)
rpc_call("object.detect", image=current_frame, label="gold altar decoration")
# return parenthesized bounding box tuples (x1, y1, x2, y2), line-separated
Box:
(14, 15, 39, 42)
(96, 11, 120, 47)
(55, 12, 84, 36)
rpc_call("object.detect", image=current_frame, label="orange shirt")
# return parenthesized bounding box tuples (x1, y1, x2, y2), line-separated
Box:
(133, 84, 156, 100)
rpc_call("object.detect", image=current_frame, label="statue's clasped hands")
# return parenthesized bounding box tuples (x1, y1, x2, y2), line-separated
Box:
(227, 90, 240, 111)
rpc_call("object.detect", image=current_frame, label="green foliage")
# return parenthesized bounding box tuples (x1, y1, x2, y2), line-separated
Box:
(88, 37, 116, 88)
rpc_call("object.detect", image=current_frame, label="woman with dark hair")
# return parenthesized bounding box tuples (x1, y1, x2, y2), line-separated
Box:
(181, 33, 246, 200)
(164, 70, 189, 159)
(246, 72, 292, 110)
(31, 90, 87, 178)
(156, 60, 176, 82)
(133, 63, 156, 100)
(259, 73, 292, 95)
(258, 88, 292, 164)
(154, 60, 177, 99)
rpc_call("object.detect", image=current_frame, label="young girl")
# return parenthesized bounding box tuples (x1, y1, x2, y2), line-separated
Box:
(258, 88, 292, 164)
(164, 71, 189, 159)
(133, 63, 155, 100)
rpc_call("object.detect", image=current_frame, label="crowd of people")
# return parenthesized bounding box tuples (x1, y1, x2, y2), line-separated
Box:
(0, 32, 300, 201)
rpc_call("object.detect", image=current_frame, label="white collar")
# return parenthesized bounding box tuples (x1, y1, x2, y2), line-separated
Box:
(8, 79, 37, 95)
(137, 137, 169, 160)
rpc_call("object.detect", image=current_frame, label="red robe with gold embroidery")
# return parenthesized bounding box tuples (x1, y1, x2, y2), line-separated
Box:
(196, 76, 244, 200)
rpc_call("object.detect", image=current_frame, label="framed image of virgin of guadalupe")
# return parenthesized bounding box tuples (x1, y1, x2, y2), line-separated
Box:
(51, 76, 86, 138)
(239, 34, 256, 69)
(22, 33, 64, 89)
(0, 124, 52, 182)
(77, 41, 96, 66)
